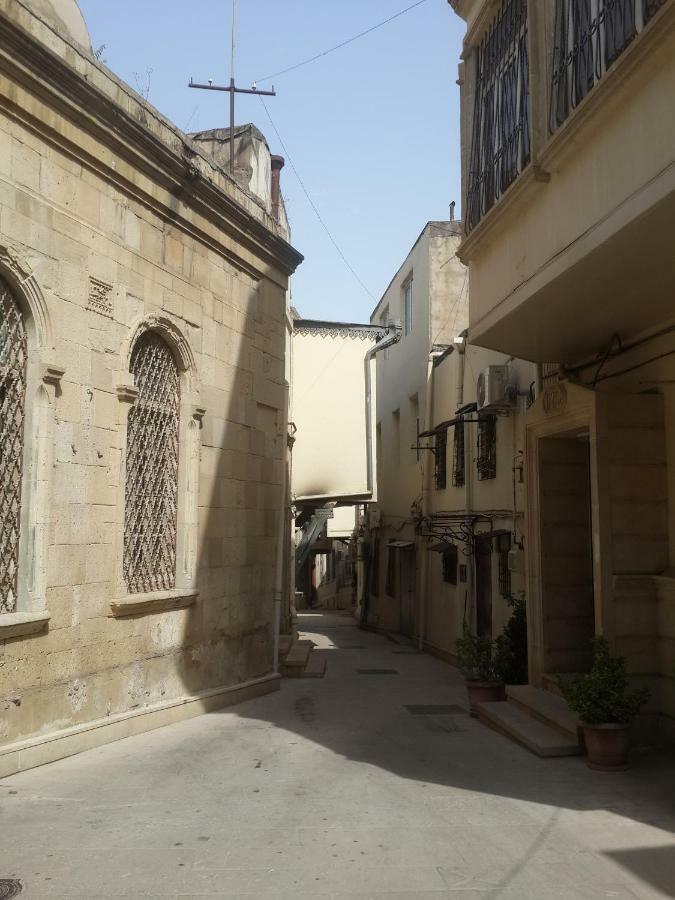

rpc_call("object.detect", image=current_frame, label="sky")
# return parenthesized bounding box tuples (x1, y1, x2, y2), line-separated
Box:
(78, 0, 465, 323)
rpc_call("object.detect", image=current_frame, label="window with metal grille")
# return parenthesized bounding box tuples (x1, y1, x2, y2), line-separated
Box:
(452, 421, 465, 487)
(477, 415, 497, 481)
(434, 430, 447, 489)
(0, 279, 27, 614)
(442, 545, 458, 585)
(124, 332, 180, 594)
(466, 0, 531, 233)
(549, 1, 664, 133)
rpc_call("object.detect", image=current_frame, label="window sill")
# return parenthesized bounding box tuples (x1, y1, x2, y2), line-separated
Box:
(110, 589, 198, 618)
(0, 612, 50, 641)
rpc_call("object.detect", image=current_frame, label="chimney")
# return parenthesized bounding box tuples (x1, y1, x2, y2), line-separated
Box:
(270, 155, 285, 222)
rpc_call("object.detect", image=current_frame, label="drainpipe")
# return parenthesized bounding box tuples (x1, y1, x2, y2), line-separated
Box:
(364, 322, 402, 495)
(454, 334, 476, 631)
(454, 330, 468, 410)
(273, 380, 290, 674)
(418, 352, 436, 650)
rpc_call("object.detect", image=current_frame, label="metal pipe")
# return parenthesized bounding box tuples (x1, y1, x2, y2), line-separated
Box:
(418, 353, 435, 651)
(364, 323, 402, 496)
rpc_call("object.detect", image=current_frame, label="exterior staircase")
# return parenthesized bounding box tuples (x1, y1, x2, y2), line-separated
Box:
(476, 685, 581, 758)
(279, 634, 327, 679)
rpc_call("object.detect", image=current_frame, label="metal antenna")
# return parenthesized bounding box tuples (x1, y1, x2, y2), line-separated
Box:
(189, 0, 276, 177)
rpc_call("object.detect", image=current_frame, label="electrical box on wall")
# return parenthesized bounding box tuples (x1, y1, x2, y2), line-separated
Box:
(508, 548, 524, 575)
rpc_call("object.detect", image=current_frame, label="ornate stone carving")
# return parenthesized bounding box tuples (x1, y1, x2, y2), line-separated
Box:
(87, 277, 114, 318)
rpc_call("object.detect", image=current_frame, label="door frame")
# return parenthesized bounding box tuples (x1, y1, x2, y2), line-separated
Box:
(525, 382, 612, 687)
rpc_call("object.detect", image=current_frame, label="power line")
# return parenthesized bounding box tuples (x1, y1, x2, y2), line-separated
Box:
(256, 0, 430, 83)
(258, 96, 375, 301)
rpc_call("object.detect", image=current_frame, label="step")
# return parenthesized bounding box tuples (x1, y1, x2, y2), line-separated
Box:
(302, 654, 327, 678)
(506, 685, 579, 738)
(477, 701, 581, 758)
(281, 640, 313, 676)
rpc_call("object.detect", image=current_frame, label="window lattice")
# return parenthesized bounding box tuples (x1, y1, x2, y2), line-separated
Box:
(452, 421, 466, 487)
(434, 430, 447, 490)
(477, 415, 497, 481)
(0, 280, 27, 613)
(466, 0, 531, 232)
(124, 333, 180, 594)
(549, 0, 664, 133)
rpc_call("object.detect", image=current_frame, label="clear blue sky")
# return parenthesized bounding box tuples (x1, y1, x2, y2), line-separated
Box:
(79, 0, 464, 323)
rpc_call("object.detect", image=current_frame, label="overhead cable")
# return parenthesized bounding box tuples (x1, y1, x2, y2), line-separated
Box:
(256, 0, 430, 83)
(258, 96, 375, 301)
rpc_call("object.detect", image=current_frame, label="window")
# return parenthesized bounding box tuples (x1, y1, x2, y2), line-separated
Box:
(434, 430, 447, 489)
(466, 0, 530, 232)
(452, 421, 465, 487)
(0, 280, 27, 613)
(549, 1, 661, 133)
(403, 278, 413, 336)
(477, 415, 497, 481)
(442, 545, 458, 585)
(124, 332, 180, 594)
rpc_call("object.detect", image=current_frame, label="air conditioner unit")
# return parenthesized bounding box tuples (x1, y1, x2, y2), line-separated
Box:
(476, 365, 511, 412)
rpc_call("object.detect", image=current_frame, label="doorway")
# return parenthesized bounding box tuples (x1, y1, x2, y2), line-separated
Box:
(539, 433, 595, 675)
(399, 548, 416, 638)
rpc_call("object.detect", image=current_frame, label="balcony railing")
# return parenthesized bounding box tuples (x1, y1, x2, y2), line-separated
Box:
(549, 0, 666, 133)
(466, 0, 531, 233)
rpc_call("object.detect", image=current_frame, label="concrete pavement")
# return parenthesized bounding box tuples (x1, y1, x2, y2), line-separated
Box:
(1, 611, 675, 899)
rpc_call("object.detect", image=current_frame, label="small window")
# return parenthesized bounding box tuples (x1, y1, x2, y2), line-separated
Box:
(442, 545, 458, 585)
(434, 430, 447, 490)
(477, 415, 497, 481)
(452, 421, 465, 487)
(403, 278, 413, 336)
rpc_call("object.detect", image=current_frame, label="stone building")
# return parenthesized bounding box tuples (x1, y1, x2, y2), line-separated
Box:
(449, 0, 675, 743)
(0, 0, 301, 777)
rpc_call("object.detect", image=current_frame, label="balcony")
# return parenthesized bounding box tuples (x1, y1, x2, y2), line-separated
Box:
(452, 0, 675, 362)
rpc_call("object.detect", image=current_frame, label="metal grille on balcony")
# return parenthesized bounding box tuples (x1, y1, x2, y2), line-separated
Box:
(124, 332, 180, 595)
(549, 0, 665, 132)
(434, 430, 447, 489)
(477, 415, 497, 481)
(0, 280, 27, 614)
(541, 363, 562, 387)
(466, 0, 531, 233)
(452, 421, 465, 487)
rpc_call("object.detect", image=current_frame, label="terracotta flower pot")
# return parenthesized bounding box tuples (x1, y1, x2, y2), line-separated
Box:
(582, 723, 631, 771)
(466, 680, 506, 717)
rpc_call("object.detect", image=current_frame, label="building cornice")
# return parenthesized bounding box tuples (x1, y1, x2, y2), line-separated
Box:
(0, 6, 303, 280)
(293, 319, 386, 341)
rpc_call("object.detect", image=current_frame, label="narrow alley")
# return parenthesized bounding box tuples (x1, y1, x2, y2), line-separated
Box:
(2, 612, 674, 900)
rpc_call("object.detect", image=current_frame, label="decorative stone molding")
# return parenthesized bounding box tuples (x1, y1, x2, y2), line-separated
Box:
(116, 380, 140, 405)
(123, 313, 199, 393)
(40, 363, 66, 388)
(110, 589, 198, 618)
(0, 245, 54, 351)
(87, 277, 114, 318)
(192, 404, 207, 423)
(293, 320, 386, 341)
(0, 612, 50, 641)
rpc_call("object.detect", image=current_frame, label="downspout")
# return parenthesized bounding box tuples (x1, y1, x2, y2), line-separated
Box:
(454, 333, 475, 631)
(273, 381, 290, 674)
(364, 322, 402, 495)
(418, 353, 435, 650)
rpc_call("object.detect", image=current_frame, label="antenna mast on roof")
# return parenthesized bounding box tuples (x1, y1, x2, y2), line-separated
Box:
(188, 0, 276, 177)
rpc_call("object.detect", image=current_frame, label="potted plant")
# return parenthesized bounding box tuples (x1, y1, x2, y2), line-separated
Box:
(559, 637, 650, 771)
(455, 630, 507, 716)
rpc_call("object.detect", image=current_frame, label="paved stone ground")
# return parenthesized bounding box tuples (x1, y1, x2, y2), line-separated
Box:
(2, 612, 675, 899)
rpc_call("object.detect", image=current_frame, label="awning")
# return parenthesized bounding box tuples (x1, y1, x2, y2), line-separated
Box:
(419, 416, 461, 439)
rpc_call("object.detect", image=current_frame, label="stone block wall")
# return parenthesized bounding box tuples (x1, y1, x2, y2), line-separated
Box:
(0, 1, 300, 766)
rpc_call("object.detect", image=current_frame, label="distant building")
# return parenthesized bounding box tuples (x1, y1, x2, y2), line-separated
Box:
(450, 0, 675, 742)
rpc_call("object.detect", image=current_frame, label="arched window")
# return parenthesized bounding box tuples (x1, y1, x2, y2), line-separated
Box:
(0, 278, 27, 613)
(124, 332, 180, 594)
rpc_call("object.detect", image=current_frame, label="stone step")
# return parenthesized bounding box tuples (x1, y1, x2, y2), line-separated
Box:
(278, 635, 294, 661)
(281, 640, 313, 677)
(506, 685, 579, 737)
(477, 701, 581, 757)
(302, 654, 327, 678)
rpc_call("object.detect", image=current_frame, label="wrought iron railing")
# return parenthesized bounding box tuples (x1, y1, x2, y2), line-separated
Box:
(550, 0, 666, 132)
(477, 415, 497, 481)
(434, 430, 447, 490)
(466, 0, 531, 233)
(452, 421, 465, 487)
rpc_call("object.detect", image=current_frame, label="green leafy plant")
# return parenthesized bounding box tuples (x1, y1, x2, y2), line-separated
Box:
(558, 637, 650, 725)
(498, 594, 528, 685)
(455, 630, 505, 683)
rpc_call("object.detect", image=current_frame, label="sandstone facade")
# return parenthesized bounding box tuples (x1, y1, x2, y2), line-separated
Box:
(0, 0, 301, 775)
